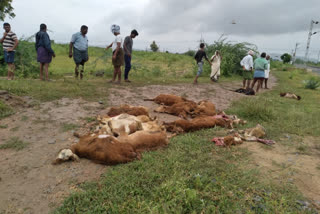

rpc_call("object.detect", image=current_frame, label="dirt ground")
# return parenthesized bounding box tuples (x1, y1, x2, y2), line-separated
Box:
(241, 136, 320, 203)
(0, 74, 297, 214)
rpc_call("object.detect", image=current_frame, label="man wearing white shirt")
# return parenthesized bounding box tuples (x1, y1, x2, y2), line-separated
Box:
(240, 50, 254, 89)
(264, 55, 270, 89)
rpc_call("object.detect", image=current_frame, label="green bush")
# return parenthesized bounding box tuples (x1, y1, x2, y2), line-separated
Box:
(0, 37, 38, 78)
(303, 77, 320, 89)
(206, 36, 257, 76)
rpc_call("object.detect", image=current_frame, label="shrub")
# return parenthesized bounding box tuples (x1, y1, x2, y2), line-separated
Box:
(280, 53, 292, 64)
(0, 37, 38, 78)
(184, 50, 196, 57)
(206, 36, 257, 76)
(303, 77, 320, 89)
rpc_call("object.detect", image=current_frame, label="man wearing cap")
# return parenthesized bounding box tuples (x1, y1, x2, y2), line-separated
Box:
(69, 25, 89, 80)
(123, 29, 139, 82)
(240, 50, 254, 89)
(0, 23, 19, 80)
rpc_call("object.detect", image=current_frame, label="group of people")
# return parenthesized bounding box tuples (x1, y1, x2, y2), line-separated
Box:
(193, 43, 270, 93)
(1, 23, 139, 82)
(2, 22, 270, 91)
(241, 50, 270, 93)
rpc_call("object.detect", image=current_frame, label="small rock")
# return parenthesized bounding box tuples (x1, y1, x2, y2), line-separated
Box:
(211, 178, 217, 184)
(296, 200, 310, 207)
(48, 140, 56, 144)
(98, 101, 104, 104)
(288, 178, 294, 183)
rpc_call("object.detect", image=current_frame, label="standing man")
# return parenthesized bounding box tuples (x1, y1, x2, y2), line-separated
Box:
(251, 52, 268, 93)
(35, 24, 55, 81)
(123, 29, 139, 82)
(0, 23, 19, 80)
(240, 50, 254, 89)
(264, 55, 271, 89)
(69, 25, 89, 80)
(193, 43, 212, 84)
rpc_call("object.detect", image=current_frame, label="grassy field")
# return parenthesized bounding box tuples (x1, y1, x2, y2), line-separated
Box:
(0, 45, 242, 102)
(53, 66, 319, 213)
(1, 48, 319, 213)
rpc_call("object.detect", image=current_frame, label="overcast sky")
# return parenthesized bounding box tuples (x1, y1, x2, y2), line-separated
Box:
(3, 0, 320, 59)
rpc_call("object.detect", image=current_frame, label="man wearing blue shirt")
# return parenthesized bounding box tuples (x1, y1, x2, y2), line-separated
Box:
(69, 25, 89, 79)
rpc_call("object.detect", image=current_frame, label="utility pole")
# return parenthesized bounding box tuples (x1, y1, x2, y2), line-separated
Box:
(305, 20, 319, 63)
(200, 33, 205, 44)
(292, 43, 299, 64)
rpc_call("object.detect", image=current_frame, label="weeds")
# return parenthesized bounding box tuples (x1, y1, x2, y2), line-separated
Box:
(0, 137, 29, 151)
(227, 98, 275, 122)
(60, 123, 79, 132)
(303, 77, 320, 89)
(0, 124, 8, 129)
(0, 100, 14, 119)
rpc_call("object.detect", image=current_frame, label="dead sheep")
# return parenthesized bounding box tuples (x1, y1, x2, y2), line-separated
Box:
(71, 134, 139, 165)
(192, 100, 216, 117)
(52, 149, 80, 165)
(164, 116, 217, 133)
(154, 101, 198, 119)
(118, 130, 169, 152)
(144, 94, 187, 106)
(107, 104, 149, 117)
(98, 114, 164, 136)
(280, 92, 301, 100)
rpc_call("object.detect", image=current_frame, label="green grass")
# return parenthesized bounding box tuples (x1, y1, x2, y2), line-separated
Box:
(0, 124, 8, 129)
(54, 64, 319, 213)
(55, 129, 306, 214)
(0, 78, 111, 102)
(0, 137, 29, 151)
(227, 68, 320, 139)
(60, 123, 79, 132)
(0, 45, 244, 104)
(0, 100, 14, 119)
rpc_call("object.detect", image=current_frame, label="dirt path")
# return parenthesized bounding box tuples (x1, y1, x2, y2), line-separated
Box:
(0, 76, 277, 214)
(240, 136, 320, 202)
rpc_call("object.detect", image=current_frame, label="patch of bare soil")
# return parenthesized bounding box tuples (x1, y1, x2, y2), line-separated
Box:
(0, 98, 105, 214)
(0, 75, 277, 214)
(240, 136, 320, 203)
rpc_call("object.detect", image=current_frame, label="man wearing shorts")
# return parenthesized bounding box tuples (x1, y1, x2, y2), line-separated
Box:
(193, 43, 212, 84)
(69, 25, 89, 80)
(240, 50, 254, 88)
(0, 23, 19, 80)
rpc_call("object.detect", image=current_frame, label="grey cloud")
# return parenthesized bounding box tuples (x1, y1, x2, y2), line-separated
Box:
(139, 0, 320, 35)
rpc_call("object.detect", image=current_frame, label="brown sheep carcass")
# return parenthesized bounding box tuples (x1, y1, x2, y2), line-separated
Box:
(154, 101, 198, 119)
(118, 130, 169, 152)
(192, 100, 216, 117)
(164, 116, 216, 133)
(144, 94, 187, 106)
(71, 134, 138, 165)
(107, 104, 149, 117)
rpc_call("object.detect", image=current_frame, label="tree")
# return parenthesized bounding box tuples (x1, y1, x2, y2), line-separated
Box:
(0, 0, 15, 21)
(150, 41, 159, 52)
(280, 53, 292, 64)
